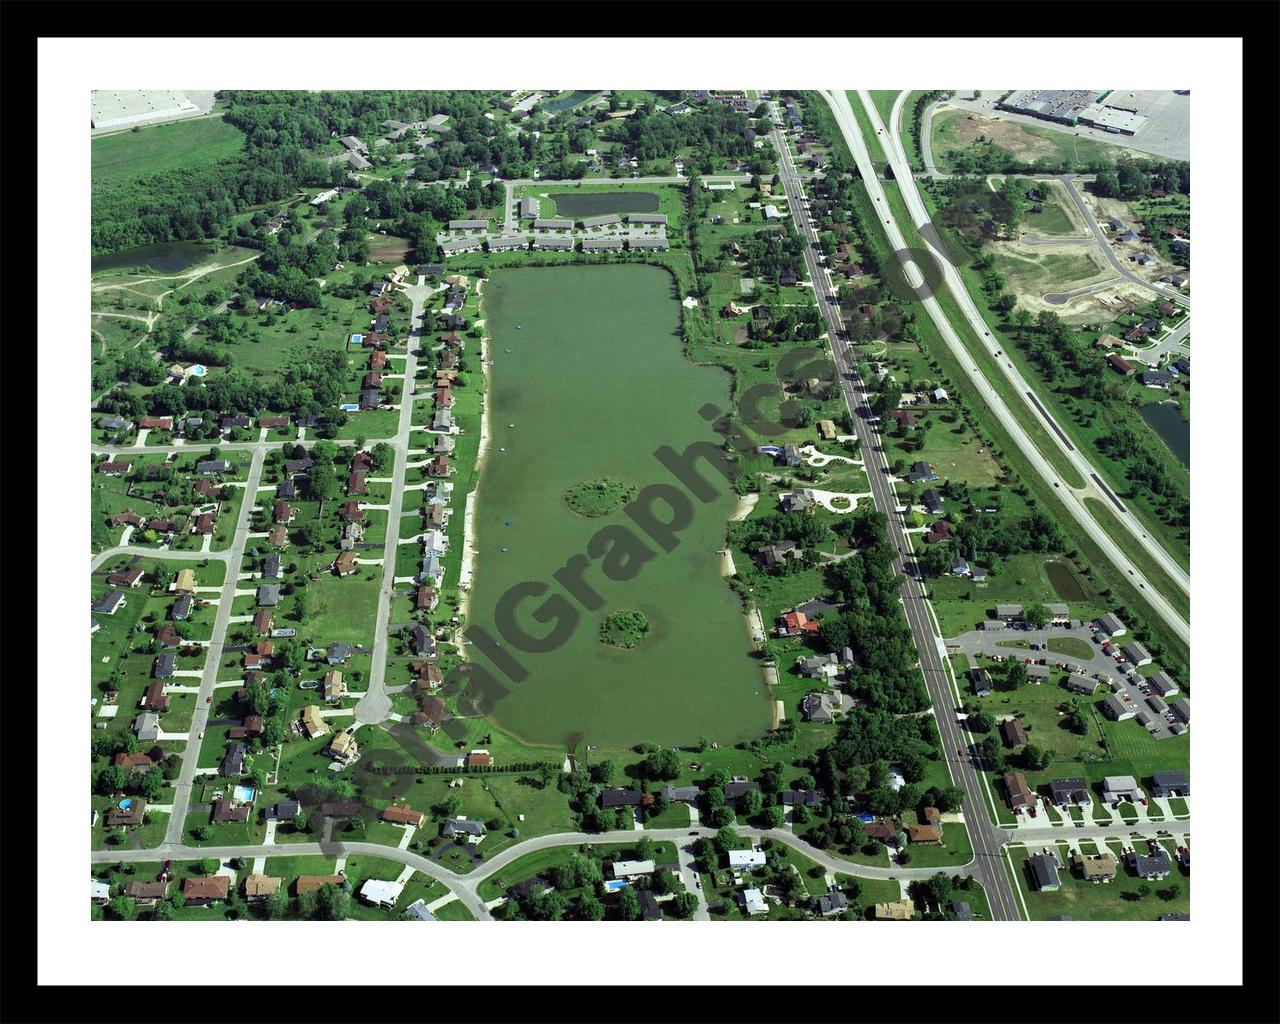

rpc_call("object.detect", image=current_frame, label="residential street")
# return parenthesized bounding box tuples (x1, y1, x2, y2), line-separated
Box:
(354, 281, 428, 725)
(162, 447, 266, 844)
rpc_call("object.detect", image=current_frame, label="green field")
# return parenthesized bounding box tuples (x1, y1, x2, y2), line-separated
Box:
(92, 117, 245, 186)
(468, 265, 773, 752)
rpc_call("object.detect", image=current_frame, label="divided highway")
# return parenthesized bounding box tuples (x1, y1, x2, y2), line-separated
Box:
(770, 114, 1022, 921)
(820, 90, 1189, 646)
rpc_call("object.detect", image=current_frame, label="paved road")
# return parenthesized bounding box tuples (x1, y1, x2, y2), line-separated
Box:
(354, 283, 428, 726)
(770, 110, 1021, 921)
(93, 436, 358, 457)
(1056, 175, 1191, 309)
(826, 90, 1189, 645)
(92, 821, 975, 922)
(91, 545, 227, 572)
(162, 447, 266, 845)
(1010, 820, 1191, 846)
(947, 626, 1126, 680)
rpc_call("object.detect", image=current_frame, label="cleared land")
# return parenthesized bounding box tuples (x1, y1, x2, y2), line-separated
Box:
(91, 116, 245, 186)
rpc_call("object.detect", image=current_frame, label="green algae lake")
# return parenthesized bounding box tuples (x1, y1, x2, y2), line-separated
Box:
(469, 265, 774, 751)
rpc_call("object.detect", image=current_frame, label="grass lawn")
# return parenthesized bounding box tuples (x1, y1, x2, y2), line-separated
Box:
(1047, 637, 1094, 659)
(433, 898, 476, 920)
(1009, 839, 1188, 921)
(643, 802, 691, 829)
(92, 116, 245, 186)
(305, 575, 380, 646)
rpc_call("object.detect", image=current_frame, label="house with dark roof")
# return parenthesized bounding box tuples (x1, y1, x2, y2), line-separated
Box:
(999, 717, 1028, 747)
(1028, 852, 1061, 891)
(601, 788, 644, 808)
(1048, 778, 1090, 806)
(1149, 770, 1189, 799)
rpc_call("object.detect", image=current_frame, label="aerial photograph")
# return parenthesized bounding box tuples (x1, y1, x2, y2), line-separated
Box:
(87, 86, 1193, 925)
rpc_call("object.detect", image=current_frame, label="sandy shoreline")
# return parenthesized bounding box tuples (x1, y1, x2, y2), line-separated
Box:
(456, 331, 491, 625)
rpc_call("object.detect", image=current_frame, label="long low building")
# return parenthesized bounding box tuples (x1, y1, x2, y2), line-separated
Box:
(629, 213, 668, 225)
(582, 237, 624, 251)
(448, 219, 489, 231)
(440, 237, 483, 255)
(533, 218, 574, 231)
(487, 235, 530, 252)
(581, 213, 622, 229)
(532, 236, 575, 251)
(629, 238, 669, 251)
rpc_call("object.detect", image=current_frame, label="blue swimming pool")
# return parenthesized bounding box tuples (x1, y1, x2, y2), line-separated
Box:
(233, 785, 256, 803)
(340, 403, 360, 413)
(603, 879, 629, 893)
(118, 798, 133, 810)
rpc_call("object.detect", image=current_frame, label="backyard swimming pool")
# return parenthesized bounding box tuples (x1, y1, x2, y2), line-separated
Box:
(233, 785, 256, 803)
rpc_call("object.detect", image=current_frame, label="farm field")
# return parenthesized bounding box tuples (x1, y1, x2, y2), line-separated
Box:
(468, 264, 774, 752)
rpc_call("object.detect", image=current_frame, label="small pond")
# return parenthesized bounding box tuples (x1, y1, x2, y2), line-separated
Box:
(1139, 402, 1189, 467)
(548, 191, 660, 218)
(92, 241, 213, 274)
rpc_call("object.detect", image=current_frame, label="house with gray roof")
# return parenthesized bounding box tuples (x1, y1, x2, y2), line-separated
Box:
(197, 459, 230, 474)
(533, 236, 575, 251)
(1097, 612, 1127, 636)
(629, 238, 670, 251)
(1149, 770, 1189, 798)
(629, 213, 668, 225)
(995, 604, 1023, 621)
(1047, 777, 1089, 806)
(519, 196, 540, 219)
(580, 213, 622, 229)
(1128, 844, 1172, 879)
(817, 890, 848, 916)
(1101, 693, 1135, 721)
(256, 584, 280, 607)
(1147, 671, 1179, 698)
(134, 712, 161, 743)
(93, 590, 126, 616)
(448, 219, 489, 231)
(533, 218, 575, 231)
(581, 237, 623, 251)
(1121, 641, 1153, 666)
(1028, 852, 1061, 891)
(662, 785, 700, 803)
(1102, 775, 1144, 804)
(1170, 698, 1190, 724)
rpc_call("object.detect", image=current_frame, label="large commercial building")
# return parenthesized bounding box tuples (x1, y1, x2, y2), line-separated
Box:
(999, 89, 1107, 126)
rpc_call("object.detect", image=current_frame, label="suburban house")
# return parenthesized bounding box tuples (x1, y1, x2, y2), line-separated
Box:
(601, 788, 644, 808)
(123, 879, 170, 905)
(256, 584, 280, 607)
(1028, 852, 1062, 891)
(873, 900, 914, 921)
(1002, 771, 1036, 814)
(106, 797, 148, 828)
(999, 717, 1028, 748)
(295, 874, 347, 896)
(1121, 641, 1153, 666)
(904, 461, 937, 484)
(323, 670, 346, 702)
(1128, 844, 1172, 880)
(107, 567, 145, 588)
(93, 591, 127, 615)
(801, 691, 837, 724)
(1047, 778, 1090, 807)
(1097, 612, 1127, 637)
(381, 803, 427, 828)
(252, 608, 274, 634)
(1102, 775, 1145, 804)
(244, 874, 283, 901)
(182, 875, 230, 905)
(300, 705, 330, 739)
(443, 818, 486, 844)
(326, 729, 360, 765)
(969, 668, 992, 697)
(333, 551, 359, 577)
(1149, 770, 1190, 799)
(1071, 850, 1118, 883)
